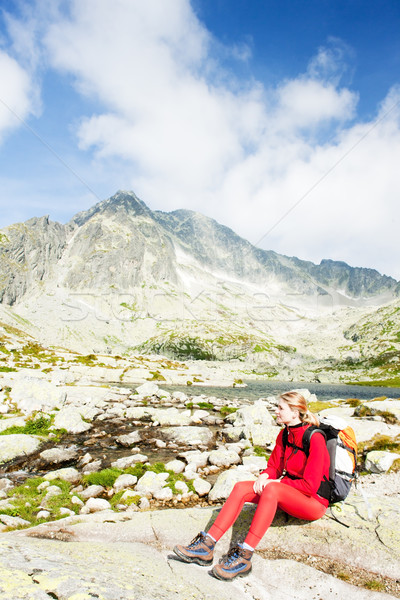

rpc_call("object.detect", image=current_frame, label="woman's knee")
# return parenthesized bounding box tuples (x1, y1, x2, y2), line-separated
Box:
(230, 480, 255, 499)
(259, 481, 281, 500)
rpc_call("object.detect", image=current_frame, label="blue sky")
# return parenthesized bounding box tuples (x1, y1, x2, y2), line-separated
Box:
(0, 0, 399, 279)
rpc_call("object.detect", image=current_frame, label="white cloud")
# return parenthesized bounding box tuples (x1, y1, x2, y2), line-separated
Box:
(2, 0, 400, 279)
(0, 50, 38, 140)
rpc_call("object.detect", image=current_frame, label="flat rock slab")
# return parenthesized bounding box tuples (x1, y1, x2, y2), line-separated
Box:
(5, 492, 399, 600)
(0, 532, 395, 600)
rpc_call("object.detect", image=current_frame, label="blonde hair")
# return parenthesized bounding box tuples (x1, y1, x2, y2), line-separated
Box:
(279, 391, 319, 426)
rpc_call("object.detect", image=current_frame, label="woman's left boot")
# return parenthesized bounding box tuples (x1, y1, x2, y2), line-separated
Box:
(212, 544, 253, 580)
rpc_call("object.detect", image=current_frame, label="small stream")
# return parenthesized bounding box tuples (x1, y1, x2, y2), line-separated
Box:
(2, 379, 398, 484)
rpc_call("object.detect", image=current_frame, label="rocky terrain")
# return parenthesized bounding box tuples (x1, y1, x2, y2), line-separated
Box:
(0, 190, 399, 385)
(0, 341, 399, 598)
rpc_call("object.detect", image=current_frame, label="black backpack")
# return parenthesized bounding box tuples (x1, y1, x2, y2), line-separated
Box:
(282, 418, 357, 504)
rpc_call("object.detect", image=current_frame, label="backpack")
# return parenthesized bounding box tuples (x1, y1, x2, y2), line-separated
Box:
(282, 415, 357, 504)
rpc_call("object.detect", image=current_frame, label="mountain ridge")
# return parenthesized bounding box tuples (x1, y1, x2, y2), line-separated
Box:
(0, 190, 399, 384)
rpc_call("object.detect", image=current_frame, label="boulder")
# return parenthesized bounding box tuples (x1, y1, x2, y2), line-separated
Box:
(225, 399, 275, 428)
(135, 471, 169, 497)
(0, 434, 42, 464)
(365, 450, 400, 473)
(53, 407, 92, 434)
(174, 481, 189, 494)
(39, 446, 79, 465)
(10, 377, 66, 415)
(135, 382, 160, 397)
(178, 450, 209, 470)
(151, 408, 192, 426)
(208, 468, 256, 502)
(363, 398, 400, 421)
(162, 426, 214, 446)
(153, 487, 173, 501)
(113, 474, 138, 492)
(208, 448, 241, 468)
(44, 467, 81, 484)
(0, 416, 26, 432)
(84, 498, 112, 513)
(80, 485, 105, 500)
(0, 514, 30, 528)
(116, 431, 141, 446)
(242, 455, 268, 473)
(164, 459, 185, 474)
(193, 478, 211, 497)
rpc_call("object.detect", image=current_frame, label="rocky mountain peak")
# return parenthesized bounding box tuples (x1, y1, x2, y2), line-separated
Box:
(70, 190, 151, 227)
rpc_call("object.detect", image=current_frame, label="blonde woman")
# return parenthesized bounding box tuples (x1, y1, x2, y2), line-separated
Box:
(173, 391, 330, 580)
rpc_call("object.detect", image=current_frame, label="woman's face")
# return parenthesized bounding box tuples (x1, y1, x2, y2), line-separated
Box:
(275, 399, 300, 426)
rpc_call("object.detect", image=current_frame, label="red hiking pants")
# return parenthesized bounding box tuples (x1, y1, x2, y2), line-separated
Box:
(207, 480, 327, 549)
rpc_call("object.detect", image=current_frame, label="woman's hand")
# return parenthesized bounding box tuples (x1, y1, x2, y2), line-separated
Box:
(253, 473, 276, 495)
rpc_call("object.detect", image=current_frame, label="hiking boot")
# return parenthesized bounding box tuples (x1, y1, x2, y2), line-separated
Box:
(173, 531, 215, 566)
(212, 544, 253, 580)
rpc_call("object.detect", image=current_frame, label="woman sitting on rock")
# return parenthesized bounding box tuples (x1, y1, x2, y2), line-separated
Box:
(173, 391, 330, 581)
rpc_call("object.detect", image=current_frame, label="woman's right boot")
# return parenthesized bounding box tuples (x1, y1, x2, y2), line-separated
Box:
(173, 531, 215, 566)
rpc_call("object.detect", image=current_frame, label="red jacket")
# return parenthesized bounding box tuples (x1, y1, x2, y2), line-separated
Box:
(261, 422, 330, 507)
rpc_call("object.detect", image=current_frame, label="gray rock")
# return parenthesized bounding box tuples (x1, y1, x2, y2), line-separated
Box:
(111, 454, 148, 469)
(153, 487, 173, 501)
(0, 514, 30, 528)
(178, 450, 209, 469)
(84, 498, 111, 513)
(53, 407, 92, 434)
(10, 377, 66, 415)
(116, 431, 141, 446)
(242, 455, 268, 473)
(80, 485, 105, 500)
(39, 446, 79, 464)
(44, 467, 81, 484)
(193, 478, 211, 497)
(0, 416, 26, 432)
(164, 459, 185, 474)
(135, 382, 160, 397)
(135, 471, 169, 497)
(365, 450, 400, 473)
(208, 468, 256, 502)
(82, 459, 102, 474)
(0, 478, 13, 492)
(0, 434, 42, 464)
(208, 448, 241, 467)
(151, 407, 192, 426)
(162, 426, 214, 446)
(113, 474, 138, 492)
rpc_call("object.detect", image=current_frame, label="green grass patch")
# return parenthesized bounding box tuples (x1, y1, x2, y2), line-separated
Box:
(358, 434, 400, 455)
(146, 370, 166, 381)
(83, 468, 123, 488)
(74, 354, 97, 366)
(0, 366, 16, 372)
(220, 406, 238, 416)
(364, 580, 385, 592)
(308, 401, 337, 413)
(196, 402, 213, 410)
(345, 398, 362, 407)
(0, 415, 53, 437)
(1, 477, 78, 525)
(353, 405, 399, 424)
(348, 377, 400, 388)
(253, 446, 270, 459)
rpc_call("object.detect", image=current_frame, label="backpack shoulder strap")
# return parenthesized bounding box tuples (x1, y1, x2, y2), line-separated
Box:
(282, 425, 326, 456)
(303, 426, 326, 456)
